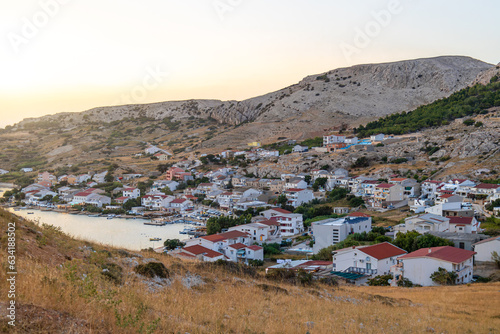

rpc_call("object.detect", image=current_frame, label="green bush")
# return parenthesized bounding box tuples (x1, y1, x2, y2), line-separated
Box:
(134, 262, 170, 279)
(367, 275, 392, 286)
(430, 267, 457, 285)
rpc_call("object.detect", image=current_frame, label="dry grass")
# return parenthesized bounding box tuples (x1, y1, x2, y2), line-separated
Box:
(1, 208, 500, 333)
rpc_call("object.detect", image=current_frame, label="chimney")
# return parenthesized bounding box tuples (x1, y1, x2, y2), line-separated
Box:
(428, 248, 432, 253)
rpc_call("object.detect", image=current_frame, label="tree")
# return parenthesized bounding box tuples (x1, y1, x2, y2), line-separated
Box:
(329, 187, 348, 201)
(161, 187, 173, 196)
(261, 243, 282, 255)
(104, 172, 114, 183)
(304, 175, 312, 185)
(351, 157, 369, 168)
(276, 194, 288, 208)
(492, 251, 500, 269)
(391, 231, 453, 253)
(312, 177, 328, 191)
(123, 198, 141, 211)
(430, 267, 457, 285)
(163, 239, 185, 250)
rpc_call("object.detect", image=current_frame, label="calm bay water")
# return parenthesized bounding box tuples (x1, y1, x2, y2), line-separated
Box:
(7, 208, 192, 251)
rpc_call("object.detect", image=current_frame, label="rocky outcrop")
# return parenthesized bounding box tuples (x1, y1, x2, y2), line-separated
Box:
(15, 56, 493, 129)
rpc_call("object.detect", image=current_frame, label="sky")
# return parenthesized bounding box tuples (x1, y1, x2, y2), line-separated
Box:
(1, 0, 499, 128)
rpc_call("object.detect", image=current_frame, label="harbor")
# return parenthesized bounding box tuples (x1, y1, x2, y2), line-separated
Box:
(6, 207, 197, 251)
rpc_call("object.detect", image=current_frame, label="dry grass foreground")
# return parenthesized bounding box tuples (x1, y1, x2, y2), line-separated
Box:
(0, 208, 499, 334)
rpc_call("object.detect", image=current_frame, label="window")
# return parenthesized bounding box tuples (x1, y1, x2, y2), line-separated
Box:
(459, 242, 465, 249)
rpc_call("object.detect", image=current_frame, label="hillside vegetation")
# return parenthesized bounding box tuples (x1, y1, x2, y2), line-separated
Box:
(1, 208, 500, 333)
(356, 72, 500, 137)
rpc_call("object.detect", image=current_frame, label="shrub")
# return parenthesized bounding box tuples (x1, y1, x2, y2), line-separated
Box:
(397, 277, 414, 287)
(247, 259, 264, 267)
(367, 275, 392, 286)
(430, 267, 457, 285)
(463, 119, 475, 126)
(101, 263, 123, 284)
(163, 239, 185, 250)
(134, 262, 170, 279)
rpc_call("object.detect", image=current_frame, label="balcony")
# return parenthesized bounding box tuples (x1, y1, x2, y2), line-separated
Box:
(345, 267, 377, 276)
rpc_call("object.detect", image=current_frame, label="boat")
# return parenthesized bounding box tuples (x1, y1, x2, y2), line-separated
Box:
(107, 214, 116, 220)
(27, 212, 34, 214)
(144, 220, 166, 226)
(149, 237, 161, 241)
(88, 214, 101, 217)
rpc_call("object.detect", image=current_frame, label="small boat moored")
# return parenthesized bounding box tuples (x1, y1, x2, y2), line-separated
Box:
(149, 237, 162, 241)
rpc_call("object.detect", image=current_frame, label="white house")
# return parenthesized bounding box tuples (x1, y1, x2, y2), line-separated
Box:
(332, 242, 407, 277)
(370, 134, 384, 142)
(0, 169, 9, 175)
(292, 145, 308, 153)
(141, 194, 174, 209)
(394, 213, 450, 234)
(184, 230, 253, 260)
(447, 216, 480, 234)
(123, 187, 140, 199)
(323, 134, 345, 146)
(260, 208, 304, 237)
(20, 168, 33, 173)
(283, 188, 314, 207)
(392, 246, 475, 286)
(92, 171, 108, 184)
(312, 214, 372, 253)
(174, 245, 226, 262)
(86, 194, 111, 208)
(231, 220, 281, 244)
(225, 243, 264, 263)
(144, 145, 163, 155)
(421, 180, 445, 201)
(285, 177, 308, 190)
(472, 236, 500, 262)
(152, 180, 179, 192)
(170, 198, 193, 211)
(344, 136, 358, 145)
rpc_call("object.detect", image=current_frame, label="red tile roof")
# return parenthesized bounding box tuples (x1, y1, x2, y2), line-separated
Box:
(229, 243, 247, 250)
(376, 183, 395, 189)
(171, 198, 187, 204)
(258, 219, 281, 226)
(247, 245, 263, 251)
(475, 183, 500, 189)
(472, 236, 500, 246)
(176, 251, 196, 258)
(201, 230, 250, 243)
(182, 245, 223, 258)
(116, 196, 129, 201)
(390, 178, 407, 182)
(398, 246, 475, 263)
(447, 217, 473, 225)
(440, 194, 455, 198)
(123, 188, 137, 191)
(348, 212, 371, 218)
(286, 188, 306, 192)
(359, 242, 406, 260)
(269, 208, 292, 214)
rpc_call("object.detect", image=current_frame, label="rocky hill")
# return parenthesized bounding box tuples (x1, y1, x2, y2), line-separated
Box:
(14, 56, 493, 129)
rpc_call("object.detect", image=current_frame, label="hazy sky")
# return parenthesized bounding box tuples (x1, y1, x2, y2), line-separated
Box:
(1, 0, 499, 128)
